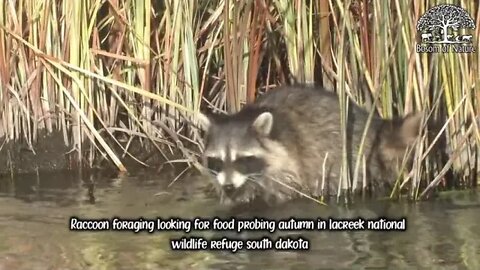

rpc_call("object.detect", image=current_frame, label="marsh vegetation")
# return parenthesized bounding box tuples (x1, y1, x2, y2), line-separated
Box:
(0, 0, 478, 200)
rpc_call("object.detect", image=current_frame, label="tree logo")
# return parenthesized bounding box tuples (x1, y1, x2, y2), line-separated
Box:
(416, 4, 476, 53)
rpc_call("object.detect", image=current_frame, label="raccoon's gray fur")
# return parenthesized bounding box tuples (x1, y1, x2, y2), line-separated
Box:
(197, 86, 423, 205)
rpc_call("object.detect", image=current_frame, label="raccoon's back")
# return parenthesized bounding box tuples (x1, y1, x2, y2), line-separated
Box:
(255, 86, 378, 146)
(255, 86, 382, 192)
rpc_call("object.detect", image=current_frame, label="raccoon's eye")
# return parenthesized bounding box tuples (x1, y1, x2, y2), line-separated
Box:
(207, 157, 224, 172)
(234, 156, 265, 174)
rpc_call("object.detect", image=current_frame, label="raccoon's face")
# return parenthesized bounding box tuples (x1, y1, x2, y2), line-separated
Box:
(197, 108, 274, 204)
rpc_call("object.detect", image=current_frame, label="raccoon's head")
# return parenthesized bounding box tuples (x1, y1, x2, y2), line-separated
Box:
(196, 107, 277, 205)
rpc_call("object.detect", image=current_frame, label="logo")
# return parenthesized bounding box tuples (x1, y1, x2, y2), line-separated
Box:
(416, 4, 476, 53)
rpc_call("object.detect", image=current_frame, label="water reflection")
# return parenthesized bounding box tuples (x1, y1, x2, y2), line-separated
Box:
(0, 170, 479, 269)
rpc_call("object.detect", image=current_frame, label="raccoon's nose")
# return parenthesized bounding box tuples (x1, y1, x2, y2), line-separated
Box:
(223, 184, 236, 195)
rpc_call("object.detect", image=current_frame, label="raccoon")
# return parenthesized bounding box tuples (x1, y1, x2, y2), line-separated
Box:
(196, 86, 423, 205)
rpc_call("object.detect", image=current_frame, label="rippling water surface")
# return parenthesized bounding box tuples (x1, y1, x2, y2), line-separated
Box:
(0, 170, 479, 269)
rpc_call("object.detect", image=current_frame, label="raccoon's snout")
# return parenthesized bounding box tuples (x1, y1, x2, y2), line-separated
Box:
(222, 184, 236, 196)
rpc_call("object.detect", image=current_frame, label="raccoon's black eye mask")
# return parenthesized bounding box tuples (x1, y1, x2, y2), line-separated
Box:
(207, 157, 224, 172)
(206, 155, 266, 175)
(234, 156, 266, 174)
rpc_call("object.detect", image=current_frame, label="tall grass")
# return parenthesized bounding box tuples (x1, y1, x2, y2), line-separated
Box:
(0, 0, 478, 199)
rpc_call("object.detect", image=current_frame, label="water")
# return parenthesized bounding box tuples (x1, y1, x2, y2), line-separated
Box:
(0, 170, 479, 270)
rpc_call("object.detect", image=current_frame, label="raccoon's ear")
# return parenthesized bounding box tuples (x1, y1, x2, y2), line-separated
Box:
(400, 113, 423, 145)
(252, 112, 273, 136)
(195, 112, 212, 130)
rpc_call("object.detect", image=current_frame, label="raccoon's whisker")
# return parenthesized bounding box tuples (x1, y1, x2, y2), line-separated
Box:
(245, 174, 266, 188)
(231, 174, 263, 193)
(265, 174, 327, 205)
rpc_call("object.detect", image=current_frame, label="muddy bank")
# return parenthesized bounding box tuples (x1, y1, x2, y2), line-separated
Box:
(0, 131, 72, 176)
(0, 130, 195, 177)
